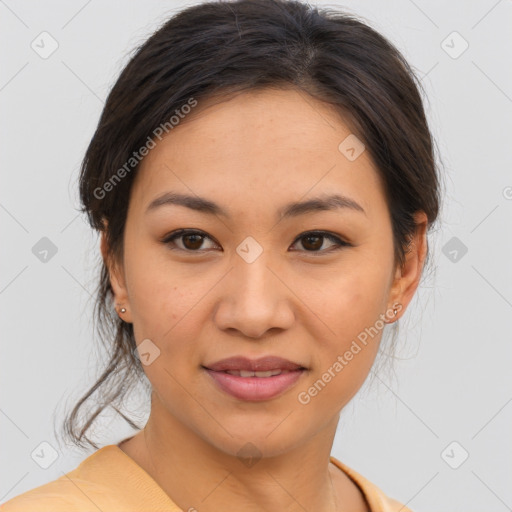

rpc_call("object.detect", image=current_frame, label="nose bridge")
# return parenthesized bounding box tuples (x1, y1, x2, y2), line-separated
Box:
(214, 237, 294, 337)
(232, 238, 279, 307)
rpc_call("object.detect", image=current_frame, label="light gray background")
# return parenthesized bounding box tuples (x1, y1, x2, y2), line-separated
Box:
(1, 1, 511, 511)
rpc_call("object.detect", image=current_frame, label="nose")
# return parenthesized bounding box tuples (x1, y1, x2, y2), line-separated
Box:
(213, 250, 295, 339)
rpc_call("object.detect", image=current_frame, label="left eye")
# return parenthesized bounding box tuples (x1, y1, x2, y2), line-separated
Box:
(161, 229, 350, 253)
(290, 231, 350, 253)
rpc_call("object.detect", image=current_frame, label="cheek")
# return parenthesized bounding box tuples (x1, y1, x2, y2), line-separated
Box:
(130, 281, 206, 355)
(124, 239, 206, 327)
(125, 263, 228, 397)
(302, 266, 391, 398)
(308, 264, 390, 341)
(127, 264, 207, 402)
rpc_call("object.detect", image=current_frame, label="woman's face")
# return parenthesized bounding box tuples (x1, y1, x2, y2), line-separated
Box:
(104, 88, 426, 458)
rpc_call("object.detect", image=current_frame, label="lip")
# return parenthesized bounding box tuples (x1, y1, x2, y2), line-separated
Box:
(204, 368, 305, 401)
(203, 356, 307, 401)
(204, 356, 305, 372)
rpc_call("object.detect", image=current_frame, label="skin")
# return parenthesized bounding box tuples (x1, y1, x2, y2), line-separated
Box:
(101, 87, 428, 512)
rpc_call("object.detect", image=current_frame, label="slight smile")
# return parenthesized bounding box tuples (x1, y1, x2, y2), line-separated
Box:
(202, 355, 308, 401)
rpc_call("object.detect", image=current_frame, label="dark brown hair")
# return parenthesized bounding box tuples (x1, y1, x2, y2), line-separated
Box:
(60, 0, 441, 449)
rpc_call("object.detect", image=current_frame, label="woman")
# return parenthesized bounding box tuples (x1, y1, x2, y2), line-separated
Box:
(1, 0, 440, 510)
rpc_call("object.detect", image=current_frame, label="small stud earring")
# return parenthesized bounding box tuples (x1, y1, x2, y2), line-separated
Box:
(120, 307, 126, 313)
(393, 303, 401, 316)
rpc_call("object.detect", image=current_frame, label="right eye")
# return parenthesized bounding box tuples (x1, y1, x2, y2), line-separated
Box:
(161, 229, 221, 252)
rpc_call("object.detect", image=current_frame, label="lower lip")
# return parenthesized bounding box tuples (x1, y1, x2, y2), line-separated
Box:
(204, 368, 305, 401)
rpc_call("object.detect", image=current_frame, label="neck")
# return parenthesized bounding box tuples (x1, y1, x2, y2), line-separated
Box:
(121, 392, 366, 512)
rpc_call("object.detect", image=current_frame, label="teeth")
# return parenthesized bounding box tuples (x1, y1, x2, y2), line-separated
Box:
(225, 369, 287, 377)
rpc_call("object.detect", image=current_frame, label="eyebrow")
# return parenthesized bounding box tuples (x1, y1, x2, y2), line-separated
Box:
(145, 192, 366, 219)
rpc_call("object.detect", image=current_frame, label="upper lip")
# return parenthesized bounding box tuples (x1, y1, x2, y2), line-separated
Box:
(204, 356, 305, 372)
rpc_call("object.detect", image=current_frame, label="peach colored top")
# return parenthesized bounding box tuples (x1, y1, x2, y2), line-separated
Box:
(1, 443, 412, 512)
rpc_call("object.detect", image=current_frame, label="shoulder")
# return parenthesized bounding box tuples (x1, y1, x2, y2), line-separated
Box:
(0, 478, 106, 512)
(384, 496, 414, 512)
(1, 444, 180, 512)
(0, 447, 129, 512)
(330, 456, 414, 512)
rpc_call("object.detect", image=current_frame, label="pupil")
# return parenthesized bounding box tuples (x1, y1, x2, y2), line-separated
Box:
(303, 235, 322, 250)
(184, 234, 203, 250)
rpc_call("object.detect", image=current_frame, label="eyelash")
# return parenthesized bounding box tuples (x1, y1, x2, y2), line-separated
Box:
(161, 229, 351, 255)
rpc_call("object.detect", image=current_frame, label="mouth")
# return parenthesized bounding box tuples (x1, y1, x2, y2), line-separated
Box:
(202, 356, 307, 401)
(204, 355, 306, 372)
(221, 369, 294, 377)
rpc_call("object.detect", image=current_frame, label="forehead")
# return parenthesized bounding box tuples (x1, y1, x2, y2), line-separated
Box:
(129, 88, 386, 219)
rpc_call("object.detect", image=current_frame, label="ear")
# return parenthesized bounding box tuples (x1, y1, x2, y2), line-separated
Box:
(100, 220, 132, 323)
(387, 211, 428, 321)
